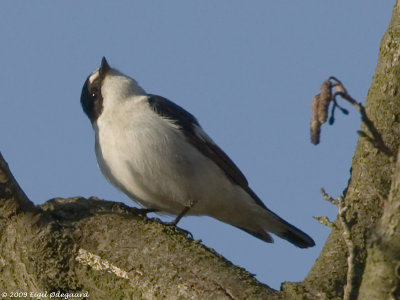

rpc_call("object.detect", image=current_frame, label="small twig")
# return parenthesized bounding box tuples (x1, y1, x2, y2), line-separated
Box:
(320, 188, 338, 205)
(314, 189, 338, 229)
(313, 216, 336, 229)
(318, 187, 355, 300)
(310, 77, 393, 157)
(315, 188, 338, 229)
(337, 196, 355, 300)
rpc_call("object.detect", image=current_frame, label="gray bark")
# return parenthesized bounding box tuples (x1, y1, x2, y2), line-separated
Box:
(0, 153, 281, 299)
(2, 2, 400, 299)
(300, 2, 400, 299)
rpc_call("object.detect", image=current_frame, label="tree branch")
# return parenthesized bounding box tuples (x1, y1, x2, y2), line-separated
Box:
(0, 152, 280, 299)
(304, 3, 400, 298)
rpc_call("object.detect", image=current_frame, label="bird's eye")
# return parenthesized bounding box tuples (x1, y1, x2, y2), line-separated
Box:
(90, 89, 98, 100)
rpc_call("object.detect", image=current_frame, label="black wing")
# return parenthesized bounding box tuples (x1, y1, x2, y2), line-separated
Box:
(147, 94, 268, 210)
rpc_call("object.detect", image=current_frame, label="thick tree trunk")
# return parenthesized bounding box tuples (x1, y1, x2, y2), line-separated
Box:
(2, 3, 400, 299)
(300, 2, 400, 299)
(357, 150, 400, 299)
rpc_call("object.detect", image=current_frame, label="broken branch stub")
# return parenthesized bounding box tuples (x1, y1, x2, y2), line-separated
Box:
(310, 77, 392, 156)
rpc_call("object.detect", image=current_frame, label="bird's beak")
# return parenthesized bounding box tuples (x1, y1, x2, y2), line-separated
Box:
(100, 57, 111, 77)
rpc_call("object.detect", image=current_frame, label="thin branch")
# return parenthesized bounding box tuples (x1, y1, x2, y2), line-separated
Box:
(320, 188, 338, 205)
(314, 188, 338, 228)
(317, 188, 355, 300)
(337, 195, 355, 300)
(313, 216, 336, 229)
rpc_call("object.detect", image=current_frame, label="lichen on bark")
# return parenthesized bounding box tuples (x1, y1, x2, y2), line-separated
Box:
(0, 154, 280, 299)
(2, 2, 400, 299)
(302, 3, 400, 299)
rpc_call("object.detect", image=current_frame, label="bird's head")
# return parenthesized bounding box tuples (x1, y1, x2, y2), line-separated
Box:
(81, 57, 145, 123)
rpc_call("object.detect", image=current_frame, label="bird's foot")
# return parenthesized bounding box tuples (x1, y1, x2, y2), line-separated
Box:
(163, 206, 191, 226)
(161, 206, 193, 238)
(162, 221, 193, 239)
(129, 207, 158, 217)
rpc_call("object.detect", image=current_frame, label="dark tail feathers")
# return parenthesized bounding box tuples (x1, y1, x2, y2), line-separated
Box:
(237, 225, 314, 248)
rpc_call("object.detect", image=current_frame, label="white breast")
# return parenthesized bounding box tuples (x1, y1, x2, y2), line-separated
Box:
(94, 95, 258, 226)
(94, 96, 200, 213)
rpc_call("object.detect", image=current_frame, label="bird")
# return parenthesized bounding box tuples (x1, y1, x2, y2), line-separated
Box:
(80, 57, 315, 248)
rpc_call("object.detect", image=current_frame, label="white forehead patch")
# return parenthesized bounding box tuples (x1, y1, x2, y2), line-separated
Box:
(88, 68, 100, 84)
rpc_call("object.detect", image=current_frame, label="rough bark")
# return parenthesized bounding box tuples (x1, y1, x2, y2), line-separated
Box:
(357, 150, 400, 299)
(2, 3, 400, 299)
(0, 153, 281, 299)
(300, 2, 400, 299)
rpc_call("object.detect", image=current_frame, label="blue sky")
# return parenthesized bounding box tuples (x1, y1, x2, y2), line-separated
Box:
(0, 1, 394, 289)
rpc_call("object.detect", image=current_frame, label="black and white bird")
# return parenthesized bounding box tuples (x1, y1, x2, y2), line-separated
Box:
(81, 57, 315, 248)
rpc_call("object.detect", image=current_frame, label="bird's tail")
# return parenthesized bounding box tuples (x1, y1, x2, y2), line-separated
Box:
(236, 207, 315, 248)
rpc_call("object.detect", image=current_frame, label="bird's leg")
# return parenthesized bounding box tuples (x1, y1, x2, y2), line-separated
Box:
(164, 206, 191, 226)
(130, 207, 158, 216)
